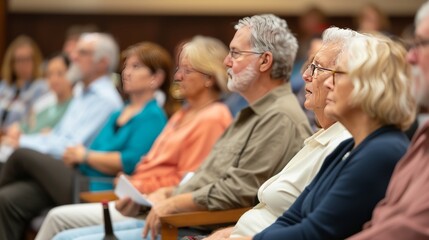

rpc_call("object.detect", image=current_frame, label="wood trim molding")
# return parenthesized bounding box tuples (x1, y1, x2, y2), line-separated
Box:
(9, 0, 426, 16)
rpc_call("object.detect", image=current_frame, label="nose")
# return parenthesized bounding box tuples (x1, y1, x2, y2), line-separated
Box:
(323, 75, 334, 90)
(302, 67, 312, 83)
(174, 69, 183, 81)
(69, 50, 78, 62)
(122, 65, 131, 77)
(224, 54, 232, 67)
(406, 48, 417, 65)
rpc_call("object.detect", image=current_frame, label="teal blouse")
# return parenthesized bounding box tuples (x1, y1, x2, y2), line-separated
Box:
(79, 99, 167, 191)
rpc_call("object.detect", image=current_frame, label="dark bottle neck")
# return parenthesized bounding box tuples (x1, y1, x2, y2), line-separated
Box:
(102, 201, 118, 240)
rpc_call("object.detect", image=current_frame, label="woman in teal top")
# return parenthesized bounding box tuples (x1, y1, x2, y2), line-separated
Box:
(62, 42, 172, 191)
(79, 99, 167, 191)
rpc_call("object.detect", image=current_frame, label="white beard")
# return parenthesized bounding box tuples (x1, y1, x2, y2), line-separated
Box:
(227, 61, 258, 92)
(66, 64, 83, 84)
(411, 66, 429, 107)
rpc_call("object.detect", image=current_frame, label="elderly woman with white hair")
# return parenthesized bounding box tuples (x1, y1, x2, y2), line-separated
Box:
(234, 31, 416, 240)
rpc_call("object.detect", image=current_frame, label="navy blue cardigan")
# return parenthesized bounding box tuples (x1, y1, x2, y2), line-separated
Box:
(254, 126, 409, 240)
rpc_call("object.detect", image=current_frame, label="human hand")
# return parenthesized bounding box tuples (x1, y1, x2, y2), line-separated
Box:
(1, 135, 19, 149)
(143, 198, 177, 240)
(114, 196, 141, 217)
(6, 123, 21, 140)
(146, 187, 171, 203)
(113, 172, 127, 187)
(63, 144, 87, 167)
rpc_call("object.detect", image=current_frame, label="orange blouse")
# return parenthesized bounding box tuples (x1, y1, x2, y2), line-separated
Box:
(129, 102, 232, 194)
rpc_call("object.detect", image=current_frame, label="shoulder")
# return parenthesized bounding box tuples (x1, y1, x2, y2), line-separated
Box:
(198, 102, 232, 122)
(351, 130, 408, 170)
(362, 130, 409, 156)
(265, 92, 308, 125)
(93, 87, 122, 109)
(137, 100, 168, 122)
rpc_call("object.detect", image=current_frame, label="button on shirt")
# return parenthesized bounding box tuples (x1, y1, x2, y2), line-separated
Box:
(19, 75, 123, 159)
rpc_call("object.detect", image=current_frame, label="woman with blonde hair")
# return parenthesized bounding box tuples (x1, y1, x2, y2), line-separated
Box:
(0, 35, 48, 131)
(242, 29, 416, 240)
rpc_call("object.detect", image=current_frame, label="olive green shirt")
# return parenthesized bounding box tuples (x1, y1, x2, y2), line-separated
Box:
(175, 83, 312, 210)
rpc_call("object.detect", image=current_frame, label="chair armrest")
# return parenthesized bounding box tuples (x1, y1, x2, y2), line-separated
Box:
(160, 207, 251, 240)
(161, 207, 251, 227)
(79, 191, 118, 203)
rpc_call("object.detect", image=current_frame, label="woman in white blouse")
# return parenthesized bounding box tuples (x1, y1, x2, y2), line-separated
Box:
(204, 27, 357, 240)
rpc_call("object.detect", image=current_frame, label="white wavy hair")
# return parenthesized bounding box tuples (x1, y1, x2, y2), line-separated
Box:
(235, 14, 298, 81)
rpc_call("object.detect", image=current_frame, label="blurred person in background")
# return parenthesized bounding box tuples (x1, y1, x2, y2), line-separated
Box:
(0, 35, 49, 133)
(6, 53, 73, 135)
(1, 33, 123, 160)
(0, 32, 124, 240)
(0, 53, 74, 162)
(355, 3, 391, 35)
(0, 41, 172, 240)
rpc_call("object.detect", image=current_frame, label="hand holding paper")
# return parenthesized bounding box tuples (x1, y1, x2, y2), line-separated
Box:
(114, 175, 152, 207)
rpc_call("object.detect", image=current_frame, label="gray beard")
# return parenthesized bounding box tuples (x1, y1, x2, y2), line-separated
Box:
(227, 62, 258, 92)
(411, 66, 429, 107)
(66, 64, 83, 84)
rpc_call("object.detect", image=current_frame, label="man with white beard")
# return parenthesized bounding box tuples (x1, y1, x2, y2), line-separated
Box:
(41, 14, 312, 240)
(348, 1, 429, 239)
(0, 33, 122, 240)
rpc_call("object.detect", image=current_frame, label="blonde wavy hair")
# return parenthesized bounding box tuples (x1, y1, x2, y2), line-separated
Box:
(180, 35, 229, 93)
(340, 34, 416, 130)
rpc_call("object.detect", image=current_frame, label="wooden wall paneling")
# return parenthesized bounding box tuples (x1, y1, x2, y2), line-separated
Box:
(6, 13, 415, 66)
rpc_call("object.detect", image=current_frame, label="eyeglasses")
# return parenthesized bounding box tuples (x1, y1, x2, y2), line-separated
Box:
(175, 66, 209, 77)
(228, 49, 264, 59)
(407, 37, 429, 50)
(307, 63, 347, 85)
(76, 49, 94, 57)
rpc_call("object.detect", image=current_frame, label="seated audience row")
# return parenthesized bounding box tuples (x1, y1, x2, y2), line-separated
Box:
(0, 33, 235, 240)
(0, 3, 428, 239)
(46, 17, 417, 240)
(36, 14, 313, 240)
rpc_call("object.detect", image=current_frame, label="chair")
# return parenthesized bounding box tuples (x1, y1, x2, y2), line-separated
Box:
(160, 207, 251, 240)
(77, 191, 249, 240)
(80, 190, 118, 202)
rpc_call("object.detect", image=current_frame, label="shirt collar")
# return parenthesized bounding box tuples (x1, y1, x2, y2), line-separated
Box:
(247, 83, 293, 116)
(85, 75, 113, 94)
(305, 122, 347, 146)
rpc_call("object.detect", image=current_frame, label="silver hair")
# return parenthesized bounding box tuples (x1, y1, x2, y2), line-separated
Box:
(416, 1, 429, 26)
(81, 33, 119, 73)
(235, 14, 298, 81)
(321, 27, 362, 65)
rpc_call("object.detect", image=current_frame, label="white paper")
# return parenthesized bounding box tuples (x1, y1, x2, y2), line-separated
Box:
(179, 172, 195, 186)
(114, 175, 152, 207)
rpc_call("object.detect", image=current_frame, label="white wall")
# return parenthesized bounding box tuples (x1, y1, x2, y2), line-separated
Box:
(9, 0, 428, 16)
